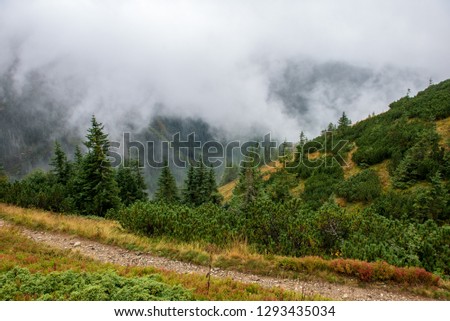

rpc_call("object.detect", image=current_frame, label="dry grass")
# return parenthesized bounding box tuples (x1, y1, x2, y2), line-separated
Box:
(343, 146, 361, 179)
(0, 226, 319, 301)
(260, 161, 282, 181)
(435, 117, 450, 150)
(219, 161, 283, 201)
(290, 181, 305, 197)
(218, 180, 237, 203)
(371, 160, 391, 191)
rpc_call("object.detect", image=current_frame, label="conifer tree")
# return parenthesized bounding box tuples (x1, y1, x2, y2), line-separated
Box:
(183, 161, 222, 206)
(183, 164, 196, 204)
(299, 131, 307, 147)
(337, 112, 351, 131)
(81, 116, 120, 216)
(67, 145, 85, 212)
(233, 146, 263, 205)
(193, 161, 209, 205)
(155, 161, 179, 203)
(50, 141, 71, 184)
(116, 158, 147, 206)
(207, 166, 223, 204)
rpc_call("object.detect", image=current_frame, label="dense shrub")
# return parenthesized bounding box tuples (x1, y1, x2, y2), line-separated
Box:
(2, 170, 74, 213)
(112, 199, 449, 276)
(371, 190, 414, 220)
(341, 210, 450, 276)
(301, 157, 344, 209)
(390, 80, 450, 120)
(0, 267, 192, 301)
(111, 200, 322, 257)
(336, 169, 381, 202)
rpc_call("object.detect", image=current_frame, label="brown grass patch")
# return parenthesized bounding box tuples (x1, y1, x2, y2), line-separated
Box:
(343, 146, 361, 179)
(435, 117, 450, 150)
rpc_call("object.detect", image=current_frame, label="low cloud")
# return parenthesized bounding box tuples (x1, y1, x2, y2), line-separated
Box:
(1, 0, 449, 141)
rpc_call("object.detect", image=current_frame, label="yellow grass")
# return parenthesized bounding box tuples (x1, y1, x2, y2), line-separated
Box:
(371, 160, 391, 191)
(219, 161, 283, 201)
(218, 180, 237, 203)
(290, 181, 305, 197)
(435, 117, 450, 150)
(343, 146, 361, 179)
(0, 226, 317, 301)
(307, 151, 321, 160)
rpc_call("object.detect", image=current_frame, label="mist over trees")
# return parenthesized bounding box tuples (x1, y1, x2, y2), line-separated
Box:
(1, 79, 449, 277)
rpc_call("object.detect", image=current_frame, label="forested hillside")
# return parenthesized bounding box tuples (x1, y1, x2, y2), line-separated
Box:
(0, 80, 449, 280)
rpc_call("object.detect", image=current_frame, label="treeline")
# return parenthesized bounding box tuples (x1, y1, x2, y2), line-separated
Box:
(0, 116, 222, 216)
(0, 116, 146, 215)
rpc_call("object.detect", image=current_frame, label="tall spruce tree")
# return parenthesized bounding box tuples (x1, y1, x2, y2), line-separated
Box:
(193, 161, 209, 205)
(183, 161, 222, 206)
(207, 166, 223, 204)
(155, 161, 179, 203)
(116, 158, 147, 206)
(299, 131, 307, 147)
(50, 141, 71, 184)
(337, 112, 351, 131)
(183, 164, 196, 205)
(81, 116, 120, 216)
(233, 146, 263, 206)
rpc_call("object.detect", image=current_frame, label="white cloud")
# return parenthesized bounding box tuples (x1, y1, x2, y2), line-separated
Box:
(1, 0, 449, 140)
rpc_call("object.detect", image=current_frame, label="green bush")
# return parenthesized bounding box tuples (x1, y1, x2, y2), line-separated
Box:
(336, 169, 381, 202)
(341, 209, 450, 275)
(0, 267, 192, 301)
(390, 80, 450, 120)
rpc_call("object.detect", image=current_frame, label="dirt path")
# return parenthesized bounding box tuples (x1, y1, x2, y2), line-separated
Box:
(0, 219, 429, 301)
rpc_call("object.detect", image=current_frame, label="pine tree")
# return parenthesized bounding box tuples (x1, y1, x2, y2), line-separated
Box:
(155, 161, 179, 203)
(279, 140, 293, 168)
(327, 123, 336, 132)
(207, 166, 223, 204)
(193, 161, 209, 205)
(67, 145, 85, 213)
(183, 164, 196, 205)
(429, 171, 449, 221)
(299, 131, 307, 147)
(183, 162, 222, 206)
(337, 112, 351, 133)
(116, 158, 147, 206)
(81, 116, 120, 216)
(234, 147, 263, 206)
(50, 141, 71, 184)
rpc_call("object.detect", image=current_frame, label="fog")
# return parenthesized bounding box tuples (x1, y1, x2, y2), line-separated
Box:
(1, 0, 449, 141)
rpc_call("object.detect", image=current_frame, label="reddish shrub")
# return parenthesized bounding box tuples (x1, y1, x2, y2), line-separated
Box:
(356, 262, 374, 282)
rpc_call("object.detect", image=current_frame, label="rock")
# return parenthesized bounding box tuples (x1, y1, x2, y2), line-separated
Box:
(343, 294, 349, 299)
(73, 242, 81, 247)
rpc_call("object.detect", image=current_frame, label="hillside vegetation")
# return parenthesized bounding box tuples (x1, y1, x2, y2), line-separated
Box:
(0, 79, 449, 286)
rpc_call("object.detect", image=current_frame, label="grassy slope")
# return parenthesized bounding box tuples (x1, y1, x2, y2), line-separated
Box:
(1, 204, 449, 299)
(0, 224, 318, 301)
(218, 79, 450, 211)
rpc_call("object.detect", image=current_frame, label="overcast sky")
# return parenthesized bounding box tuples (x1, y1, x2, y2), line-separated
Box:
(1, 0, 449, 140)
